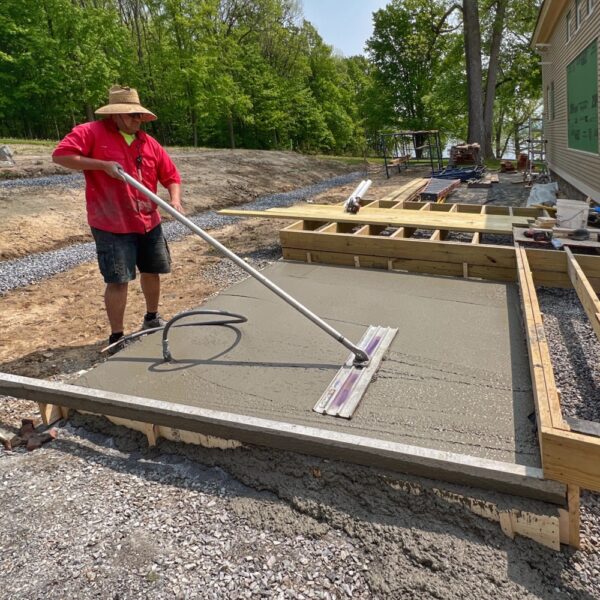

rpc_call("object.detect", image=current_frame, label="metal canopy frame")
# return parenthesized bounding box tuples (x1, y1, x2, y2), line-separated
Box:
(380, 130, 443, 178)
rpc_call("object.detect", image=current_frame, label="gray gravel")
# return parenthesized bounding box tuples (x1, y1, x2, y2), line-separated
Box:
(2, 414, 600, 600)
(0, 172, 361, 295)
(537, 287, 600, 423)
(0, 173, 83, 189)
(535, 286, 600, 596)
(0, 422, 371, 600)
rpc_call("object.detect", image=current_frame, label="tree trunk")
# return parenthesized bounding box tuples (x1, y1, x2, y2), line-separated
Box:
(84, 103, 95, 122)
(463, 0, 484, 151)
(228, 113, 235, 149)
(513, 123, 521, 157)
(482, 0, 507, 159)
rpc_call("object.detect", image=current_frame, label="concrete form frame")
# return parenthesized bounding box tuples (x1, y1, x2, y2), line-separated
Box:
(277, 193, 600, 502)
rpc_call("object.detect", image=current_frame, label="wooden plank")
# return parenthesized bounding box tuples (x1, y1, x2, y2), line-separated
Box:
(280, 229, 517, 269)
(222, 206, 532, 234)
(567, 486, 581, 549)
(282, 248, 517, 282)
(0, 372, 566, 503)
(435, 488, 561, 550)
(565, 247, 600, 342)
(38, 402, 63, 425)
(372, 179, 429, 205)
(514, 247, 565, 436)
(525, 249, 600, 293)
(542, 427, 600, 492)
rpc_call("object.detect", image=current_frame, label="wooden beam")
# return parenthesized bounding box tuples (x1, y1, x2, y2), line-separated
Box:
(565, 247, 600, 342)
(282, 247, 517, 282)
(559, 485, 581, 548)
(542, 427, 600, 492)
(38, 402, 64, 425)
(514, 246, 565, 434)
(222, 206, 533, 234)
(280, 229, 517, 269)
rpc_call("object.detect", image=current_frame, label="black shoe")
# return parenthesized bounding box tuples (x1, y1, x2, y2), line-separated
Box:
(142, 314, 166, 330)
(106, 332, 129, 356)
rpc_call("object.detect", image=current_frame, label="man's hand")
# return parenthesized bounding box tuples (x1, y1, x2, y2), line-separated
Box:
(103, 161, 126, 181)
(170, 198, 184, 214)
(167, 183, 184, 214)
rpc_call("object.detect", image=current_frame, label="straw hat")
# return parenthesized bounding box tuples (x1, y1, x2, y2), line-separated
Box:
(95, 85, 157, 122)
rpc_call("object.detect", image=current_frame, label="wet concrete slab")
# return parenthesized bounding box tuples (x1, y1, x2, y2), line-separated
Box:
(78, 261, 539, 470)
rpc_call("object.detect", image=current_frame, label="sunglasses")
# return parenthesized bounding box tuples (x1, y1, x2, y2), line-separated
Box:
(125, 113, 143, 119)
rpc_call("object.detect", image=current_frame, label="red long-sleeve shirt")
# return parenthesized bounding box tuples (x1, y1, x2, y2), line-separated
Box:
(53, 119, 181, 234)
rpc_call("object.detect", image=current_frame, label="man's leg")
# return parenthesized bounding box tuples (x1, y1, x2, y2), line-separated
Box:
(140, 272, 160, 314)
(138, 224, 171, 329)
(91, 227, 137, 351)
(105, 282, 129, 333)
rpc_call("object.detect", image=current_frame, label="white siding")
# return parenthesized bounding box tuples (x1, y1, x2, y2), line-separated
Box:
(542, 0, 600, 199)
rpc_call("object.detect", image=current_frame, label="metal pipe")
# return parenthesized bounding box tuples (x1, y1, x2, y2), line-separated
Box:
(357, 179, 372, 199)
(119, 170, 370, 365)
(344, 180, 366, 205)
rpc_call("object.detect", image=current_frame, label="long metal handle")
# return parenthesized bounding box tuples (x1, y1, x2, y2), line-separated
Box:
(119, 170, 370, 364)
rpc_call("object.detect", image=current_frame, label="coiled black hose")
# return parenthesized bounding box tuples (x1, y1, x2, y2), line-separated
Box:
(104, 309, 247, 362)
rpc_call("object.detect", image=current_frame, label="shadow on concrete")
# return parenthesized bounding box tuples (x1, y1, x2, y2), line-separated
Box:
(506, 283, 540, 468)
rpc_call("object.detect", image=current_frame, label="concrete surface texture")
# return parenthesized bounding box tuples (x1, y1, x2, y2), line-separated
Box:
(79, 262, 538, 469)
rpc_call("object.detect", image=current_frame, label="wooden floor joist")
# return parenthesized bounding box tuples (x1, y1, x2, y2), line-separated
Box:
(514, 246, 600, 501)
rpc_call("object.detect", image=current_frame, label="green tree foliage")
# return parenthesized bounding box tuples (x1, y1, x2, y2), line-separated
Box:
(365, 0, 463, 137)
(0, 0, 131, 138)
(0, 0, 542, 156)
(364, 0, 541, 158)
(0, 0, 367, 154)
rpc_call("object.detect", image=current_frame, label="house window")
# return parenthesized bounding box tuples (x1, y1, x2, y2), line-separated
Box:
(576, 0, 584, 26)
(588, 0, 595, 15)
(567, 11, 572, 41)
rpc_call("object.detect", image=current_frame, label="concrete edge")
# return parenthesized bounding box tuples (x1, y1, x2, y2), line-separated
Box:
(0, 372, 566, 505)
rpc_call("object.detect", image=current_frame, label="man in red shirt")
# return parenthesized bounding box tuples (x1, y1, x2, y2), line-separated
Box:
(52, 85, 183, 353)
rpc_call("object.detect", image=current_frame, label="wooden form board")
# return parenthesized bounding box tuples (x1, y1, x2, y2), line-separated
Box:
(221, 204, 533, 234)
(515, 247, 600, 497)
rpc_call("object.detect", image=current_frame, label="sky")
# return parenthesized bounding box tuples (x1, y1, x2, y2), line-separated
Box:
(300, 0, 390, 57)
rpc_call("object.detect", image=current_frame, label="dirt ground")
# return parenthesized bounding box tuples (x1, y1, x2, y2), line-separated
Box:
(1, 145, 599, 599)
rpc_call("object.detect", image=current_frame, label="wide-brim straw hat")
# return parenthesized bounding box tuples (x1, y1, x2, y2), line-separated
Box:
(95, 85, 157, 122)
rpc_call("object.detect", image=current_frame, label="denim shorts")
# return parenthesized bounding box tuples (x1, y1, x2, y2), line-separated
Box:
(91, 224, 171, 284)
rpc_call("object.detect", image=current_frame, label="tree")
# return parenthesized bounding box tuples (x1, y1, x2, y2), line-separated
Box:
(366, 0, 462, 145)
(463, 0, 484, 148)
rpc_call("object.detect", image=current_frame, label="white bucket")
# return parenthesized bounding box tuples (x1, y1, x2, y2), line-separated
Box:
(556, 199, 588, 229)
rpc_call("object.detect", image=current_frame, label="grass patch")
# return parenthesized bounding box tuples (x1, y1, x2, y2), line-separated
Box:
(0, 138, 56, 148)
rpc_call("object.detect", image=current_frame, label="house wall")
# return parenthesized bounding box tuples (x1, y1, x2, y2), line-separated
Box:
(540, 0, 600, 200)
